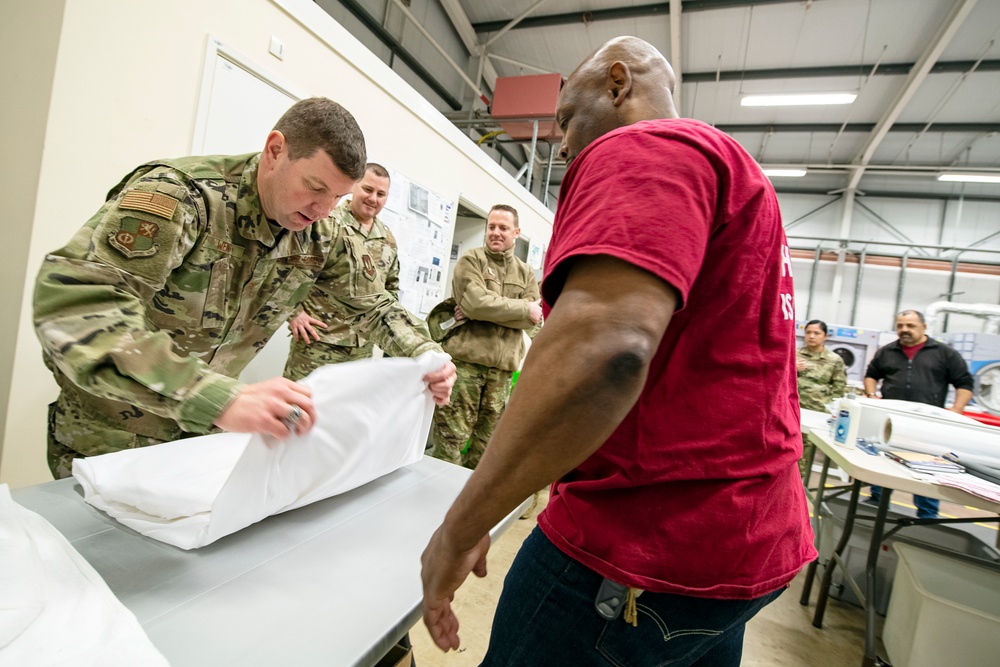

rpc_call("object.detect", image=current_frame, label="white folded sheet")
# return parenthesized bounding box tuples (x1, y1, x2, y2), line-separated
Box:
(73, 351, 448, 549)
(0, 484, 169, 666)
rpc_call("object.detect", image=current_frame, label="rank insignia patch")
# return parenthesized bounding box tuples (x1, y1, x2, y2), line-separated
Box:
(109, 217, 160, 258)
(362, 254, 377, 281)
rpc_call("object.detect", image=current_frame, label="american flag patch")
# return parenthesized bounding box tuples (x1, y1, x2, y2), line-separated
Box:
(120, 190, 179, 220)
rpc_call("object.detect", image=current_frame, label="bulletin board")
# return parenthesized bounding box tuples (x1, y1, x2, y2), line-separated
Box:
(377, 166, 456, 317)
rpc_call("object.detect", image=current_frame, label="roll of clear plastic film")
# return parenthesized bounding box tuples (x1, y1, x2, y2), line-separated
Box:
(860, 398, 1000, 468)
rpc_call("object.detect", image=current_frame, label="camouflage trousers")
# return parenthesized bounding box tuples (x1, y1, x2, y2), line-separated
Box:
(429, 360, 512, 470)
(47, 395, 167, 480)
(283, 337, 375, 381)
(799, 433, 816, 481)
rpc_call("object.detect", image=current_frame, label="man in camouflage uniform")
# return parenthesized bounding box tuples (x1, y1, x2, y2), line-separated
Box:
(283, 163, 400, 380)
(428, 205, 541, 470)
(33, 98, 455, 479)
(796, 319, 847, 477)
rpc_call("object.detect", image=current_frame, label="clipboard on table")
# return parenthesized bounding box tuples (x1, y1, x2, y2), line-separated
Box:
(884, 450, 964, 474)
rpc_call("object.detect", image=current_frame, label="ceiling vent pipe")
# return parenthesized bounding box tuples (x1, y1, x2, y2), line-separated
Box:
(924, 301, 1000, 335)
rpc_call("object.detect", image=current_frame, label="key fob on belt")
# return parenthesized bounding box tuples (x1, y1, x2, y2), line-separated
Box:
(595, 578, 629, 621)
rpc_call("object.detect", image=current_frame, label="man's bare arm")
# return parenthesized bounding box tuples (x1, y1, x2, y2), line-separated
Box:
(421, 255, 677, 650)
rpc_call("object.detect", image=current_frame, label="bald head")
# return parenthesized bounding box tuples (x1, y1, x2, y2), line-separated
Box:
(573, 36, 676, 95)
(557, 37, 679, 164)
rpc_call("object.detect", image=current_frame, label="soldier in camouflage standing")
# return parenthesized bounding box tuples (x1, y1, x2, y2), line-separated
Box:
(428, 204, 541, 471)
(797, 319, 847, 477)
(283, 163, 399, 380)
(33, 97, 456, 479)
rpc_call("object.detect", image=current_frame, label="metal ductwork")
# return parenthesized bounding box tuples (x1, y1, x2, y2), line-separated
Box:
(925, 301, 1000, 335)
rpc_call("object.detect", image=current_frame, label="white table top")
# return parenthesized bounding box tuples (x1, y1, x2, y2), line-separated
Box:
(805, 424, 1000, 514)
(800, 408, 834, 434)
(12, 456, 526, 667)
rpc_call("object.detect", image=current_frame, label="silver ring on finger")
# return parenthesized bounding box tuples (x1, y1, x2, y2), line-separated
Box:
(282, 404, 303, 434)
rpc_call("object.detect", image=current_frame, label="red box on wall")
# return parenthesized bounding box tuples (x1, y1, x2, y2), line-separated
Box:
(491, 73, 564, 140)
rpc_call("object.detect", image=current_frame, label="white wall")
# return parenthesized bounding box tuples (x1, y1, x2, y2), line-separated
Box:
(0, 0, 66, 486)
(784, 192, 1000, 335)
(792, 260, 1000, 332)
(0, 0, 553, 488)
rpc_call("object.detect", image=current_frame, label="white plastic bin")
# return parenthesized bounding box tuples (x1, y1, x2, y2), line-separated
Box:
(884, 543, 1000, 667)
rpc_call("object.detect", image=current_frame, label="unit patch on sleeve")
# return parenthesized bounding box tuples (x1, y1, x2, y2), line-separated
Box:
(109, 217, 160, 258)
(120, 190, 179, 219)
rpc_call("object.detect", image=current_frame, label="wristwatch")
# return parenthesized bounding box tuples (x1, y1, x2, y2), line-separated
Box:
(865, 392, 876, 398)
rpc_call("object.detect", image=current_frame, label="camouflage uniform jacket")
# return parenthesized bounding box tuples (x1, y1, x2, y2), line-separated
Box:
(294, 199, 400, 347)
(33, 153, 438, 452)
(443, 245, 540, 372)
(796, 345, 848, 411)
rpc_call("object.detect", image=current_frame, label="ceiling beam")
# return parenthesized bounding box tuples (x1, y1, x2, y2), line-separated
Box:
(487, 52, 552, 74)
(471, 0, 802, 33)
(846, 0, 978, 190)
(681, 59, 1000, 82)
(439, 0, 500, 93)
(772, 188, 1000, 203)
(334, 0, 462, 109)
(449, 118, 1000, 134)
(483, 0, 550, 48)
(718, 122, 1000, 133)
(529, 181, 1000, 203)
(386, 0, 489, 104)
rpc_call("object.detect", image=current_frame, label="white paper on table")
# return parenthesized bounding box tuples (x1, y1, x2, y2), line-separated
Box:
(0, 484, 168, 666)
(73, 351, 448, 550)
(934, 472, 1000, 503)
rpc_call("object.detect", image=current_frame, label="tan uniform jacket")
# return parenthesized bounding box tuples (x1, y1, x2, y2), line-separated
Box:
(443, 246, 540, 372)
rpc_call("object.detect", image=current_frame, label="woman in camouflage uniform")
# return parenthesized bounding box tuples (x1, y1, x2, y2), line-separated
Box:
(796, 320, 847, 478)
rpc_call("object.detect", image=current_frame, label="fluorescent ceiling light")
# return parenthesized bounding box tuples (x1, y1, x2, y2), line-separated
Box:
(937, 173, 1000, 184)
(763, 169, 807, 178)
(741, 93, 857, 107)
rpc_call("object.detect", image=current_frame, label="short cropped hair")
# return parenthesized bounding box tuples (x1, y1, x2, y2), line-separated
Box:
(805, 319, 828, 334)
(489, 204, 519, 228)
(273, 98, 367, 180)
(898, 310, 926, 324)
(365, 162, 390, 182)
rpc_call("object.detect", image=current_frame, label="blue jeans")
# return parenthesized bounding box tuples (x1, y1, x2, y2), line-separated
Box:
(481, 527, 784, 667)
(868, 486, 939, 519)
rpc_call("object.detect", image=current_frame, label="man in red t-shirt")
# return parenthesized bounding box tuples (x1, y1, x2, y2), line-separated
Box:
(420, 36, 816, 665)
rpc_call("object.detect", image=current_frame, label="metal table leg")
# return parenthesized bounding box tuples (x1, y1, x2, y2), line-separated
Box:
(799, 452, 832, 605)
(862, 491, 893, 667)
(812, 479, 862, 628)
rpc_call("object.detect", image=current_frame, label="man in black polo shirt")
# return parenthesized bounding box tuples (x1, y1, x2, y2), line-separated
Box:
(864, 309, 974, 518)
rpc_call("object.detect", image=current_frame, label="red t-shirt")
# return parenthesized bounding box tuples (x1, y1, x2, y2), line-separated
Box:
(537, 118, 817, 599)
(902, 340, 926, 360)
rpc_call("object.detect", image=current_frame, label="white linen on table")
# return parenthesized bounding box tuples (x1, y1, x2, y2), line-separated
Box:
(72, 351, 448, 549)
(0, 484, 168, 666)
